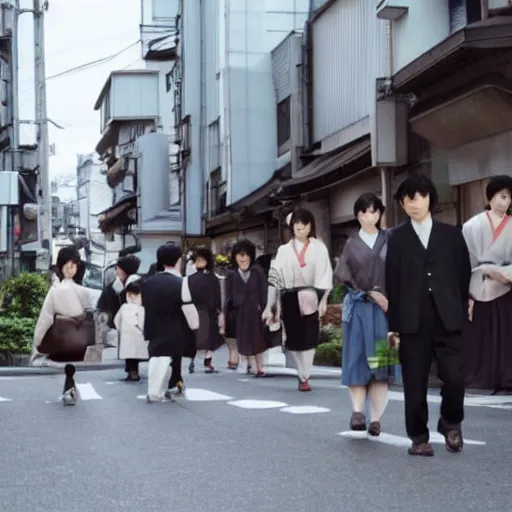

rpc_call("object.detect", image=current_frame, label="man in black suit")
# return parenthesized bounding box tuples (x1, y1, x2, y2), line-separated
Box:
(141, 244, 189, 402)
(386, 173, 471, 457)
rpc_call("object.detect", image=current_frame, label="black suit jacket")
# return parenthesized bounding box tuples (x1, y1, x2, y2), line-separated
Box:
(141, 272, 191, 358)
(385, 220, 471, 335)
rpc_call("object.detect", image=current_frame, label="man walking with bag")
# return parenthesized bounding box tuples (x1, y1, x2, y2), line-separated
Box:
(141, 244, 193, 402)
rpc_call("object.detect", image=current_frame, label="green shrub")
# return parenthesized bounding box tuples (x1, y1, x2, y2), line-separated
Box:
(315, 341, 342, 367)
(328, 284, 344, 304)
(0, 316, 36, 354)
(1, 272, 49, 319)
(315, 325, 342, 366)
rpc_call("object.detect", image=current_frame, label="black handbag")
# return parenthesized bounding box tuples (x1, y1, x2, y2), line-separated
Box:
(264, 321, 283, 350)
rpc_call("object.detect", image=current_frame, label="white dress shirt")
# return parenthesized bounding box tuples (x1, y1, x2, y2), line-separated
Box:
(411, 214, 433, 249)
(164, 267, 182, 279)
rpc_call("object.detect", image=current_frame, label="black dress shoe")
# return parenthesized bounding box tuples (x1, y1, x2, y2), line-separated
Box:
(437, 418, 463, 453)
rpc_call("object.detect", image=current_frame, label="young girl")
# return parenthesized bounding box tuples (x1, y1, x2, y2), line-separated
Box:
(114, 276, 149, 381)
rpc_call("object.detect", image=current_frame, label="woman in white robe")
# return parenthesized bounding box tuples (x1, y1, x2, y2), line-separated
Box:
(263, 209, 333, 391)
(462, 175, 512, 392)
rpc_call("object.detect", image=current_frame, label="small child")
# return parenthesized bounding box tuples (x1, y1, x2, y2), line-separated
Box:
(62, 364, 78, 405)
(114, 276, 149, 382)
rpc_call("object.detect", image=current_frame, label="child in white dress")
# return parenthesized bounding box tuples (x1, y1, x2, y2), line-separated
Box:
(114, 276, 149, 380)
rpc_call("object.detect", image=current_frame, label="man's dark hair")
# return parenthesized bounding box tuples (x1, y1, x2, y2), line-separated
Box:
(125, 281, 141, 295)
(394, 173, 438, 212)
(230, 239, 256, 268)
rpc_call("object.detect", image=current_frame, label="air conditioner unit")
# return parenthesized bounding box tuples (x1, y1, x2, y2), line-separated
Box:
(376, 0, 409, 20)
(488, 0, 512, 10)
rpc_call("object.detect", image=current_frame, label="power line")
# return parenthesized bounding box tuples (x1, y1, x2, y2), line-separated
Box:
(46, 40, 140, 80)
(18, 40, 141, 99)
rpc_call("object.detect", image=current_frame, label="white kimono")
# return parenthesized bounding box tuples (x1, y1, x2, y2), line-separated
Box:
(114, 302, 149, 360)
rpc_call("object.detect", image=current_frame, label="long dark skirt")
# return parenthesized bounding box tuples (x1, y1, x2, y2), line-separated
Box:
(195, 307, 224, 352)
(465, 290, 512, 391)
(281, 290, 319, 352)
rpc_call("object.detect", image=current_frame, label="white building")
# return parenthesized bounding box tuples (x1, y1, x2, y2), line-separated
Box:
(176, 0, 309, 250)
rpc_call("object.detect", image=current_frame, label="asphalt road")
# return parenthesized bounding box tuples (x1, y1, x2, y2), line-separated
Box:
(0, 365, 511, 512)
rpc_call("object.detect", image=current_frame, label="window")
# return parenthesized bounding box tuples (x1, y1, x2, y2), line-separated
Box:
(182, 115, 190, 154)
(165, 70, 172, 92)
(208, 119, 220, 171)
(209, 168, 226, 217)
(277, 96, 291, 149)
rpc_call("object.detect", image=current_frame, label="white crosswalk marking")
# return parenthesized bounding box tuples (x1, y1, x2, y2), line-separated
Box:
(339, 430, 486, 447)
(76, 383, 102, 400)
(0, 397, 12, 402)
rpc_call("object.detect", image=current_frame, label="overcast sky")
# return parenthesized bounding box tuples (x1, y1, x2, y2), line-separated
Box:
(18, 0, 142, 199)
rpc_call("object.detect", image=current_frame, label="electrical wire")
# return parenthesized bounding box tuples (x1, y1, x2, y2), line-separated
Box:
(18, 40, 141, 98)
(46, 40, 141, 80)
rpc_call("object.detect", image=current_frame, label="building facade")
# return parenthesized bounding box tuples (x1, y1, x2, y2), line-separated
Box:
(176, 0, 309, 254)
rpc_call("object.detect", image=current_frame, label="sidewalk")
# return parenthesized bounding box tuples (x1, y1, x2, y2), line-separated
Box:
(0, 346, 342, 378)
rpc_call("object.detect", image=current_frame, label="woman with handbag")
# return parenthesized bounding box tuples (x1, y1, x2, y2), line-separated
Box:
(30, 247, 94, 404)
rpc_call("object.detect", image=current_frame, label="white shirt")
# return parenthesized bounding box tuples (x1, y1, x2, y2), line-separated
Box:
(164, 267, 182, 279)
(359, 229, 378, 249)
(411, 214, 433, 249)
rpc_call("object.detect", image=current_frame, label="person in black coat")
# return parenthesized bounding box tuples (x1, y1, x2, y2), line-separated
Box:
(141, 244, 191, 402)
(187, 248, 224, 373)
(96, 254, 141, 380)
(386, 173, 471, 457)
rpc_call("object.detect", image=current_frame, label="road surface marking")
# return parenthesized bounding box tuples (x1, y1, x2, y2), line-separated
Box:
(0, 396, 12, 402)
(338, 430, 486, 446)
(76, 383, 102, 400)
(228, 399, 288, 409)
(280, 405, 331, 414)
(184, 388, 233, 401)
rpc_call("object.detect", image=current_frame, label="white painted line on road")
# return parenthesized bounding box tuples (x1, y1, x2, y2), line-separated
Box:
(338, 431, 486, 446)
(184, 388, 233, 401)
(237, 378, 250, 382)
(0, 396, 12, 402)
(228, 399, 288, 409)
(280, 405, 331, 414)
(0, 377, 15, 380)
(76, 383, 102, 400)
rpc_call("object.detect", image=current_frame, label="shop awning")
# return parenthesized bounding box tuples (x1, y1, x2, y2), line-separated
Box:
(277, 137, 372, 198)
(96, 195, 137, 234)
(106, 157, 126, 188)
(205, 168, 288, 230)
(393, 17, 512, 93)
(409, 74, 512, 149)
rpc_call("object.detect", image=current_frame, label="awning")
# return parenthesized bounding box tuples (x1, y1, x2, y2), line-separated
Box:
(278, 137, 372, 198)
(95, 123, 120, 156)
(97, 195, 137, 234)
(106, 157, 126, 188)
(392, 17, 512, 93)
(409, 74, 512, 149)
(205, 169, 288, 230)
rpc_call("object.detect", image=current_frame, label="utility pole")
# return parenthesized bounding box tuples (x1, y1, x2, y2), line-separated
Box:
(33, 0, 51, 260)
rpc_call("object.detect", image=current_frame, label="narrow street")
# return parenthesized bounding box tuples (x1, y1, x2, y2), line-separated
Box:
(0, 366, 510, 512)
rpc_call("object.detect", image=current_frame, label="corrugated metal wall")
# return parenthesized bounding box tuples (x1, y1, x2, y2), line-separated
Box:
(272, 35, 292, 103)
(311, 0, 387, 143)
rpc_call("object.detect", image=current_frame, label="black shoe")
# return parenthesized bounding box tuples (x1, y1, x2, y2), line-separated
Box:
(189, 362, 195, 374)
(437, 418, 463, 453)
(62, 364, 77, 405)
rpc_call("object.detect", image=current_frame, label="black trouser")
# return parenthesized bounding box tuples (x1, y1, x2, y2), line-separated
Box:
(125, 359, 140, 373)
(168, 356, 183, 389)
(399, 295, 465, 445)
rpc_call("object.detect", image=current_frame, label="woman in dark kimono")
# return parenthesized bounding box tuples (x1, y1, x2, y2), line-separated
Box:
(334, 193, 398, 435)
(462, 175, 512, 393)
(224, 239, 268, 376)
(187, 248, 224, 373)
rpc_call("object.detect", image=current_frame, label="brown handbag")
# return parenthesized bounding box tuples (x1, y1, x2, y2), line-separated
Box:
(38, 287, 96, 362)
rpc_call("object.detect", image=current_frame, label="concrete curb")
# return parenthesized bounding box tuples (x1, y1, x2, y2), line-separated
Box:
(0, 361, 125, 376)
